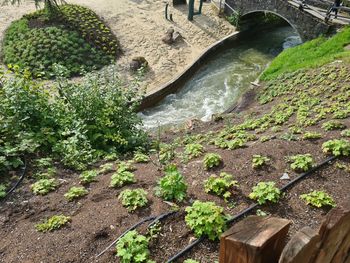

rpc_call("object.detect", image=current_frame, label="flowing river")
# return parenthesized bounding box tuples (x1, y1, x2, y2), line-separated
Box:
(139, 26, 302, 129)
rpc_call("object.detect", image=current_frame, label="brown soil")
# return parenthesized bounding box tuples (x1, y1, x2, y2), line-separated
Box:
(1, 63, 350, 262)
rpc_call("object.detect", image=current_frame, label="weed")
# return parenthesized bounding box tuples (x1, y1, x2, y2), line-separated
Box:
(300, 190, 336, 208)
(64, 186, 88, 201)
(35, 215, 70, 232)
(249, 182, 281, 205)
(118, 189, 148, 212)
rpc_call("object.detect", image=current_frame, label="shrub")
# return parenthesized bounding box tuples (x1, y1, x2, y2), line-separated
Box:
(31, 178, 57, 195)
(204, 172, 238, 200)
(322, 139, 350, 156)
(35, 215, 70, 232)
(300, 190, 336, 208)
(110, 170, 136, 188)
(249, 182, 281, 205)
(118, 189, 148, 212)
(184, 143, 204, 159)
(64, 186, 88, 201)
(203, 153, 222, 170)
(252, 155, 270, 169)
(322, 120, 345, 131)
(185, 201, 226, 240)
(116, 230, 154, 263)
(290, 154, 314, 172)
(155, 165, 187, 202)
(79, 170, 98, 184)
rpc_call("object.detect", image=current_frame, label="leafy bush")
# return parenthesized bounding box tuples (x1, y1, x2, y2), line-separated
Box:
(322, 120, 345, 131)
(290, 154, 314, 172)
(249, 182, 281, 205)
(133, 152, 150, 163)
(204, 172, 238, 200)
(300, 190, 336, 208)
(322, 139, 350, 156)
(0, 65, 147, 172)
(203, 153, 222, 170)
(110, 170, 136, 188)
(155, 165, 187, 202)
(79, 170, 98, 184)
(116, 230, 155, 263)
(3, 18, 112, 78)
(185, 200, 226, 240)
(118, 189, 148, 212)
(184, 143, 204, 159)
(35, 215, 70, 232)
(252, 155, 270, 169)
(64, 186, 88, 201)
(31, 178, 57, 195)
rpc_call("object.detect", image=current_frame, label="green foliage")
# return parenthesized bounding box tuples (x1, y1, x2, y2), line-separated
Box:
(0, 184, 7, 199)
(341, 129, 350, 137)
(204, 172, 238, 200)
(249, 182, 281, 205)
(31, 178, 57, 195)
(35, 215, 70, 232)
(133, 152, 150, 163)
(290, 154, 314, 172)
(261, 27, 350, 80)
(3, 17, 112, 78)
(185, 200, 226, 240)
(322, 120, 345, 131)
(155, 165, 187, 202)
(300, 190, 336, 208)
(110, 170, 136, 188)
(184, 143, 204, 159)
(159, 143, 176, 164)
(116, 230, 155, 263)
(184, 260, 200, 263)
(0, 65, 147, 172)
(64, 186, 88, 201)
(99, 162, 115, 174)
(203, 153, 222, 170)
(226, 12, 240, 27)
(118, 189, 148, 212)
(79, 170, 98, 184)
(252, 155, 270, 169)
(322, 139, 350, 156)
(303, 131, 322, 140)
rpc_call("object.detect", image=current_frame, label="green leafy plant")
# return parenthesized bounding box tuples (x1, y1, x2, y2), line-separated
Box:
(322, 120, 345, 131)
(133, 152, 150, 163)
(64, 186, 88, 201)
(341, 129, 350, 137)
(204, 172, 238, 200)
(99, 162, 115, 174)
(290, 154, 314, 172)
(252, 155, 270, 169)
(31, 178, 57, 195)
(0, 184, 7, 199)
(322, 139, 350, 156)
(115, 230, 155, 263)
(300, 190, 336, 208)
(79, 170, 98, 184)
(184, 260, 199, 263)
(249, 182, 281, 205)
(155, 165, 187, 202)
(35, 215, 70, 232)
(159, 143, 176, 164)
(184, 143, 204, 159)
(110, 170, 136, 188)
(203, 153, 222, 170)
(303, 131, 322, 140)
(185, 200, 226, 240)
(118, 189, 148, 212)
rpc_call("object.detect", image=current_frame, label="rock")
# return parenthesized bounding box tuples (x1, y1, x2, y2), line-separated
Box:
(162, 28, 175, 45)
(130, 56, 148, 71)
(280, 173, 290, 180)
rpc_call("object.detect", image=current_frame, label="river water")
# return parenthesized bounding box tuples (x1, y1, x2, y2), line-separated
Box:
(139, 26, 302, 129)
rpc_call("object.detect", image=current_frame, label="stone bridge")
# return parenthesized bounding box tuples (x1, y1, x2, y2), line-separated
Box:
(224, 0, 331, 41)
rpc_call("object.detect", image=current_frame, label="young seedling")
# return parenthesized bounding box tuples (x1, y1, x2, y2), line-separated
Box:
(203, 153, 222, 170)
(31, 179, 58, 195)
(300, 190, 336, 208)
(35, 215, 71, 232)
(118, 189, 148, 212)
(249, 182, 281, 205)
(64, 186, 88, 201)
(303, 131, 322, 140)
(252, 155, 270, 169)
(133, 152, 150, 163)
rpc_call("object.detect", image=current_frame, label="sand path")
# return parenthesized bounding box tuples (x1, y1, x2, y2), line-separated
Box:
(0, 0, 235, 92)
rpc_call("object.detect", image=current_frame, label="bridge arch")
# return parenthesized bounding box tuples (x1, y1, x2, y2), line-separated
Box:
(225, 0, 330, 41)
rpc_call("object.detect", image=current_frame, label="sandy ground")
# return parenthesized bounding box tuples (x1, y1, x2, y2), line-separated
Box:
(0, 0, 235, 92)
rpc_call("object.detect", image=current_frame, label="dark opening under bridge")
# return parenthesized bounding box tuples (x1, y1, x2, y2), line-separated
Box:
(218, 0, 350, 41)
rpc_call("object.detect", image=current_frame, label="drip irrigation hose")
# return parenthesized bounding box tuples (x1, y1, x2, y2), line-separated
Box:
(96, 211, 177, 258)
(166, 155, 337, 262)
(0, 157, 27, 203)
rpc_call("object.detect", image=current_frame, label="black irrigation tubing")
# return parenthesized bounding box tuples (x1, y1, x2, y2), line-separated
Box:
(0, 157, 27, 203)
(166, 155, 337, 262)
(96, 211, 177, 258)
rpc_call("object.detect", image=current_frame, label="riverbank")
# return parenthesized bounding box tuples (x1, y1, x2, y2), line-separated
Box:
(0, 0, 234, 92)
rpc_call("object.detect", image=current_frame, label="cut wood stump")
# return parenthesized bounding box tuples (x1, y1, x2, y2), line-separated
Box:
(219, 216, 291, 263)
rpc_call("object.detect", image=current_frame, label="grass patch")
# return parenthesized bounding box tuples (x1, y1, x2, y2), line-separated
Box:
(261, 27, 350, 80)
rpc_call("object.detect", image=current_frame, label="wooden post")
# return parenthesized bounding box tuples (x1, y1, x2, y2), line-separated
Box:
(219, 216, 291, 263)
